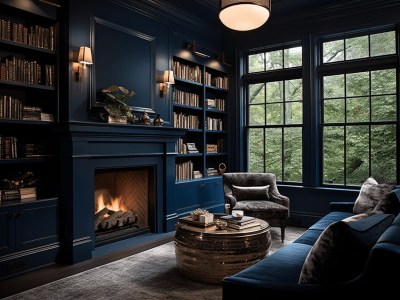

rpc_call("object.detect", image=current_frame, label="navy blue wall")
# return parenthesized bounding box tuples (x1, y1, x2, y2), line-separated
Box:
(64, 0, 225, 125)
(222, 0, 400, 225)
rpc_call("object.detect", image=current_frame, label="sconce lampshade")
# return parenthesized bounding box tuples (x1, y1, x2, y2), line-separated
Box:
(219, 0, 271, 31)
(163, 70, 175, 85)
(78, 46, 93, 66)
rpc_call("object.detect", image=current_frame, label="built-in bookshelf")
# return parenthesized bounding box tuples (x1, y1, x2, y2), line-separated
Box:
(0, 1, 59, 279)
(0, 2, 58, 191)
(173, 56, 229, 182)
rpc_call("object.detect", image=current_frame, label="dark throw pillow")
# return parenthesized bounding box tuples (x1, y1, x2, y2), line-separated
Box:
(298, 212, 394, 284)
(374, 187, 400, 215)
(353, 177, 394, 214)
(232, 185, 270, 201)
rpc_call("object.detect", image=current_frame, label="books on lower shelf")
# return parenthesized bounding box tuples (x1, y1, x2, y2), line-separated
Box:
(0, 186, 37, 202)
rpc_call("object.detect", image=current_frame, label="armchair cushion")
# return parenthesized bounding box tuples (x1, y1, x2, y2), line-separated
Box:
(298, 212, 394, 284)
(232, 185, 270, 201)
(234, 201, 288, 219)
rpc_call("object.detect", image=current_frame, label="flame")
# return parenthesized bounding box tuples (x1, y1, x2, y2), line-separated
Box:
(95, 190, 128, 213)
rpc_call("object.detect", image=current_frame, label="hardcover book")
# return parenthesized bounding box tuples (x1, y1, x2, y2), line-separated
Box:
(220, 215, 256, 225)
(227, 221, 261, 230)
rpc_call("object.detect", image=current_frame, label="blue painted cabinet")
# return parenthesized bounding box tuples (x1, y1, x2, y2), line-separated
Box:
(0, 199, 59, 279)
(175, 175, 225, 216)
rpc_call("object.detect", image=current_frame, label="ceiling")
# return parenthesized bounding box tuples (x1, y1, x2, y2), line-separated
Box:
(195, 0, 340, 15)
(169, 0, 343, 29)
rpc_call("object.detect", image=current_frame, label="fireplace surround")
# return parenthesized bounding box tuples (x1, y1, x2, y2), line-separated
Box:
(56, 122, 185, 264)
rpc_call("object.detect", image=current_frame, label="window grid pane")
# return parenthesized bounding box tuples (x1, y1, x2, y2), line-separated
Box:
(322, 30, 396, 64)
(246, 45, 303, 183)
(322, 66, 397, 186)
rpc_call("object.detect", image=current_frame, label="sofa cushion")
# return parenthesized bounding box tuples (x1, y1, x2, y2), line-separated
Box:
(309, 211, 354, 231)
(293, 229, 324, 246)
(225, 242, 313, 286)
(353, 177, 395, 214)
(298, 212, 395, 284)
(232, 185, 270, 201)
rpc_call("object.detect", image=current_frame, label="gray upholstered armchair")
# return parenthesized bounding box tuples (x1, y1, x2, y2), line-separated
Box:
(222, 172, 290, 242)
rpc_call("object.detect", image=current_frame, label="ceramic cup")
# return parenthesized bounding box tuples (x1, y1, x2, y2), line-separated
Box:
(232, 210, 244, 220)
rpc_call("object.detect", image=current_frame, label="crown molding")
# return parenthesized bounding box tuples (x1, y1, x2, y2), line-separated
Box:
(108, 0, 221, 38)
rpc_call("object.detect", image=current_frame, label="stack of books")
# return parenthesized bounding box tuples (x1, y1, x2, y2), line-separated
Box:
(220, 215, 260, 230)
(0, 186, 37, 202)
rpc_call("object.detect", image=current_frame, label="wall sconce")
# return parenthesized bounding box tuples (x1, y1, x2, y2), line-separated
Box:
(76, 46, 93, 81)
(187, 41, 211, 58)
(160, 70, 175, 98)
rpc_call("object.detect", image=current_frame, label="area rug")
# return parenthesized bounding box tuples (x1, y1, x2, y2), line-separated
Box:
(4, 226, 306, 300)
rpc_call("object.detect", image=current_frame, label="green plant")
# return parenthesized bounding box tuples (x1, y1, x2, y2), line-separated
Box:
(101, 85, 136, 122)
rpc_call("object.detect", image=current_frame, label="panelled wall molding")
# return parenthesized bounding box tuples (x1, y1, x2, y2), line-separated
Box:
(89, 15, 156, 110)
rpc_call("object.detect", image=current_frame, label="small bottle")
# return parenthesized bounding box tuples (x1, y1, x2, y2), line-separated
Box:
(224, 203, 230, 215)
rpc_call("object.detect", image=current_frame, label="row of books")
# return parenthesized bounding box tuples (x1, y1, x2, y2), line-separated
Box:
(206, 117, 223, 131)
(173, 61, 202, 83)
(0, 136, 49, 159)
(0, 56, 56, 87)
(176, 139, 199, 154)
(0, 136, 17, 159)
(204, 72, 229, 90)
(220, 215, 260, 230)
(175, 160, 194, 181)
(173, 88, 200, 107)
(0, 96, 54, 121)
(173, 112, 199, 129)
(206, 98, 225, 111)
(0, 18, 56, 51)
(0, 186, 37, 203)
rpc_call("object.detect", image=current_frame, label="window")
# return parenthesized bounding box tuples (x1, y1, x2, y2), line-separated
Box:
(244, 29, 398, 187)
(246, 46, 303, 182)
(321, 30, 397, 186)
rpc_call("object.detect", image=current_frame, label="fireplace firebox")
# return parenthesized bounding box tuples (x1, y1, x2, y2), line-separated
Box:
(94, 167, 155, 246)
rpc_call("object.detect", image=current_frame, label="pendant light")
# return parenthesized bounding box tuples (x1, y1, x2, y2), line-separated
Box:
(219, 0, 271, 31)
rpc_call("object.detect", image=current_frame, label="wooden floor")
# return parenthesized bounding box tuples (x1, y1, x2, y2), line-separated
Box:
(0, 232, 175, 299)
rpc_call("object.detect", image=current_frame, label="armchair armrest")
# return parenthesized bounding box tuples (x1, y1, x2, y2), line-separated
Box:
(269, 190, 290, 209)
(330, 201, 354, 213)
(225, 194, 237, 211)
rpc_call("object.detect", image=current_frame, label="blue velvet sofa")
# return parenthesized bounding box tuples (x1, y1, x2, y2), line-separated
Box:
(222, 201, 400, 297)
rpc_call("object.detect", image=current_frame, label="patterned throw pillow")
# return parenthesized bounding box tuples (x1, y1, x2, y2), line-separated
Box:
(298, 213, 394, 284)
(353, 177, 395, 214)
(232, 185, 270, 201)
(374, 187, 400, 215)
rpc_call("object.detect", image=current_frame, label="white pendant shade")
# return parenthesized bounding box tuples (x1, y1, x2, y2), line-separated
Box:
(219, 0, 271, 31)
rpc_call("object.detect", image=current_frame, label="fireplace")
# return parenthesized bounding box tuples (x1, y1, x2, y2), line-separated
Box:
(94, 167, 155, 246)
(57, 122, 186, 264)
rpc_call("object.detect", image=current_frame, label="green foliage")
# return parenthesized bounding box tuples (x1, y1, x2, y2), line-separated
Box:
(101, 85, 136, 122)
(248, 32, 397, 185)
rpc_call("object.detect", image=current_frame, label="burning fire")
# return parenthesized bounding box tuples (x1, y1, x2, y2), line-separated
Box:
(95, 190, 127, 214)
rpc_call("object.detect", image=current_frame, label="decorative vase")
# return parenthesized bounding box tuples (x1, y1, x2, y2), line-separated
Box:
(218, 162, 227, 174)
(153, 113, 164, 126)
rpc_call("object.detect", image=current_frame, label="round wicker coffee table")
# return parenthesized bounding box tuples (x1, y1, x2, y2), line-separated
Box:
(174, 217, 271, 284)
